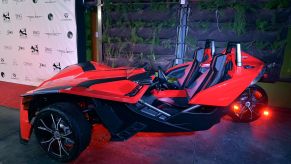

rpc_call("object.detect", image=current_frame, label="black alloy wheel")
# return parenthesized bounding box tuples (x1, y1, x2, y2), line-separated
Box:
(34, 102, 91, 162)
(229, 85, 268, 122)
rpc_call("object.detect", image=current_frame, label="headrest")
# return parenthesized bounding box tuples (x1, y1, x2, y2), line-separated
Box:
(195, 48, 204, 62)
(212, 54, 227, 71)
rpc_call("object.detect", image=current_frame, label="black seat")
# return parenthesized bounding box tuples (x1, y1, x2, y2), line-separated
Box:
(178, 48, 204, 88)
(186, 53, 227, 98)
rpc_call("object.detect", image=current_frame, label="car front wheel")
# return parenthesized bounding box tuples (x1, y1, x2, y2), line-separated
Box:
(34, 102, 91, 162)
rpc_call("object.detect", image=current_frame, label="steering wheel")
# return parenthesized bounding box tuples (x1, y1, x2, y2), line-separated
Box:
(152, 67, 169, 90)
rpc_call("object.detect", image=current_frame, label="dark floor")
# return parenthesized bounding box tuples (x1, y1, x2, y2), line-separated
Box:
(0, 106, 291, 164)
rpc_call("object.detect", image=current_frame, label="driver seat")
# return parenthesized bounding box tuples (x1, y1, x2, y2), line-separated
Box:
(160, 53, 228, 108)
(186, 53, 227, 98)
(177, 49, 204, 88)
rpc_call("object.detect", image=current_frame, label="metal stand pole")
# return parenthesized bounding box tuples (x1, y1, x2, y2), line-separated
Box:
(175, 0, 190, 65)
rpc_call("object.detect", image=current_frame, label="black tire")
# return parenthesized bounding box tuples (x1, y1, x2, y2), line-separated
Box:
(34, 102, 91, 162)
(229, 85, 268, 123)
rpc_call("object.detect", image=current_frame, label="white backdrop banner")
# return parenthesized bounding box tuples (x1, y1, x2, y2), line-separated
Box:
(0, 0, 78, 86)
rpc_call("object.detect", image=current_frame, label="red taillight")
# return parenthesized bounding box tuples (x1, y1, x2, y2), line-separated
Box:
(232, 104, 240, 113)
(263, 110, 269, 116)
(254, 91, 263, 99)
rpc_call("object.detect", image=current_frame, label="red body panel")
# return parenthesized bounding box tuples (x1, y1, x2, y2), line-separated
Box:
(152, 89, 187, 98)
(20, 98, 32, 141)
(89, 80, 138, 96)
(60, 85, 149, 104)
(165, 62, 191, 74)
(26, 63, 147, 104)
(189, 52, 264, 106)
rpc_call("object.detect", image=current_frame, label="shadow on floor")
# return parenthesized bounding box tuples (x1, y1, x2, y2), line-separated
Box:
(0, 106, 291, 164)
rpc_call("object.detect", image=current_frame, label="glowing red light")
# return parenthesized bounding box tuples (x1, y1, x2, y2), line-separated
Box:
(233, 104, 240, 112)
(263, 110, 269, 116)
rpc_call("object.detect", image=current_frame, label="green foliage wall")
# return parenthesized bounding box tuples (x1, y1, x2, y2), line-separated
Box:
(102, 0, 179, 70)
(102, 0, 291, 80)
(187, 0, 290, 81)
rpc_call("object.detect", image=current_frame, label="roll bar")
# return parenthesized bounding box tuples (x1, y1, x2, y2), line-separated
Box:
(205, 39, 216, 56)
(226, 42, 242, 67)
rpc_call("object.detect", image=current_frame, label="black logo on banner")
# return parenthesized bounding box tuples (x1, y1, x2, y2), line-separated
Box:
(1, 72, 5, 78)
(24, 62, 33, 66)
(67, 31, 73, 39)
(62, 13, 72, 21)
(45, 47, 53, 54)
(33, 30, 40, 37)
(53, 62, 61, 71)
(32, 0, 38, 3)
(3, 12, 10, 22)
(18, 46, 25, 51)
(27, 13, 42, 21)
(0, 58, 6, 64)
(13, 0, 25, 3)
(4, 45, 12, 50)
(31, 45, 39, 54)
(39, 63, 46, 68)
(45, 31, 61, 38)
(58, 48, 74, 55)
(15, 13, 23, 20)
(11, 73, 17, 79)
(6, 30, 13, 35)
(48, 13, 53, 21)
(19, 28, 27, 38)
(45, 0, 56, 3)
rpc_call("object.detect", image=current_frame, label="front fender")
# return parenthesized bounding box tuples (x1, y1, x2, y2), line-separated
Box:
(19, 97, 33, 142)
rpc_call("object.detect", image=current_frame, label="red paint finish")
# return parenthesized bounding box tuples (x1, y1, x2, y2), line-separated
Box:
(152, 89, 187, 98)
(189, 52, 264, 106)
(203, 48, 212, 63)
(19, 98, 32, 141)
(165, 62, 191, 74)
(89, 80, 139, 96)
(29, 64, 147, 102)
(60, 85, 149, 104)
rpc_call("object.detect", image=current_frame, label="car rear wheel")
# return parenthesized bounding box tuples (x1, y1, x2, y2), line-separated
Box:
(34, 102, 91, 162)
(229, 85, 268, 122)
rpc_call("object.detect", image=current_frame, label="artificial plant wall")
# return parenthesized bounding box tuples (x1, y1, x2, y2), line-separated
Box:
(102, 0, 179, 70)
(102, 0, 291, 81)
(187, 0, 291, 81)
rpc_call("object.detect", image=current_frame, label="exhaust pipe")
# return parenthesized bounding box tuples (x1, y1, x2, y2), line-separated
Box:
(236, 43, 242, 67)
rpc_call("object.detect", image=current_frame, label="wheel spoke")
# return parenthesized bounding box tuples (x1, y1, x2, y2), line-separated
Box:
(56, 118, 61, 131)
(37, 126, 53, 134)
(40, 119, 53, 134)
(58, 140, 69, 156)
(61, 131, 72, 137)
(51, 114, 57, 130)
(239, 106, 248, 119)
(248, 88, 252, 99)
(61, 136, 75, 143)
(248, 107, 253, 120)
(57, 140, 62, 157)
(47, 138, 56, 152)
(41, 137, 54, 144)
